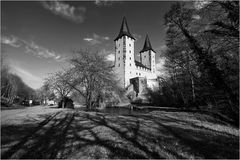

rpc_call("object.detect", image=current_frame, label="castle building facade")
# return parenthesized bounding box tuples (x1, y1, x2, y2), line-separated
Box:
(113, 17, 158, 89)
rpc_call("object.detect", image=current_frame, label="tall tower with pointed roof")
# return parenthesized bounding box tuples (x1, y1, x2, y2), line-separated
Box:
(140, 34, 156, 74)
(114, 17, 157, 89)
(114, 17, 135, 87)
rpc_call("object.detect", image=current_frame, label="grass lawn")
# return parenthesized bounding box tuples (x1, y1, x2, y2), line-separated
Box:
(1, 106, 239, 159)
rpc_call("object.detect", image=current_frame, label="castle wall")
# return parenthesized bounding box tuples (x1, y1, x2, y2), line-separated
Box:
(124, 36, 135, 87)
(114, 37, 125, 87)
(135, 66, 157, 79)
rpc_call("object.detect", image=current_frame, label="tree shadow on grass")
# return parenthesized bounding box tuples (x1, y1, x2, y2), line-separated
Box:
(1, 111, 239, 159)
(136, 114, 239, 159)
(1, 112, 61, 159)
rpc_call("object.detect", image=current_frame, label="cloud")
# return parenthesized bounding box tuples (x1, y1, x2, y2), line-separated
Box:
(1, 35, 65, 62)
(99, 48, 115, 62)
(194, 0, 210, 10)
(103, 37, 110, 40)
(132, 33, 142, 41)
(1, 35, 21, 47)
(13, 67, 41, 82)
(83, 38, 93, 41)
(156, 58, 165, 69)
(11, 65, 43, 89)
(41, 1, 86, 23)
(106, 54, 115, 61)
(155, 44, 167, 52)
(155, 58, 167, 77)
(95, 0, 120, 6)
(83, 33, 110, 45)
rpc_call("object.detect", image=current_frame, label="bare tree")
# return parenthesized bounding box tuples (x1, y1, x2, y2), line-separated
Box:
(45, 71, 72, 108)
(61, 50, 123, 110)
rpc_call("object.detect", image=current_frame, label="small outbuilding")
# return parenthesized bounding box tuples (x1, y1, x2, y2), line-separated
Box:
(58, 97, 74, 109)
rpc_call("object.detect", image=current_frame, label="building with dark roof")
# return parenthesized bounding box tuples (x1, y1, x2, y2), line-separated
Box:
(113, 17, 158, 89)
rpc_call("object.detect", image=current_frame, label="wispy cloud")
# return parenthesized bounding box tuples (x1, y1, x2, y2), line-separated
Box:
(41, 1, 86, 23)
(1, 35, 21, 47)
(95, 0, 120, 6)
(83, 33, 110, 45)
(132, 33, 142, 41)
(1, 35, 65, 62)
(83, 38, 93, 42)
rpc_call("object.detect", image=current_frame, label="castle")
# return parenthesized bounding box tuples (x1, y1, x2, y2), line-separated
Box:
(113, 17, 158, 93)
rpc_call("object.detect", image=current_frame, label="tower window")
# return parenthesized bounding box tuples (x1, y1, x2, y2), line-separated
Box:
(130, 63, 131, 66)
(118, 57, 120, 60)
(139, 73, 141, 76)
(130, 71, 131, 74)
(129, 44, 131, 47)
(129, 50, 131, 53)
(136, 73, 138, 75)
(118, 63, 120, 67)
(144, 55, 146, 58)
(130, 57, 131, 60)
(118, 50, 120, 54)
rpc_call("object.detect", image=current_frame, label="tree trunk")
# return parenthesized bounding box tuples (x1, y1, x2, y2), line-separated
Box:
(180, 27, 238, 107)
(190, 72, 196, 103)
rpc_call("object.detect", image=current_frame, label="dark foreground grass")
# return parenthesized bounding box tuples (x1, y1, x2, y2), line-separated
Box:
(1, 109, 239, 159)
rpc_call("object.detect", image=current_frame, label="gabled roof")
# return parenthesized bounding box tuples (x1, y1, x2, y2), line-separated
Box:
(135, 60, 151, 70)
(140, 34, 156, 53)
(114, 17, 135, 41)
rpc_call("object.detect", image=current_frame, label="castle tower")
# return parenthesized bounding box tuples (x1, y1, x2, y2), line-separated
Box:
(114, 17, 135, 88)
(140, 34, 156, 75)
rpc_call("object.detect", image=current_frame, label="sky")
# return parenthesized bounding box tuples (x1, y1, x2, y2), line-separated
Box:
(1, 0, 174, 89)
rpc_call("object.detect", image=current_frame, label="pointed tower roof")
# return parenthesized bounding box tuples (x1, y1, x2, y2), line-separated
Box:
(140, 34, 156, 53)
(114, 17, 135, 41)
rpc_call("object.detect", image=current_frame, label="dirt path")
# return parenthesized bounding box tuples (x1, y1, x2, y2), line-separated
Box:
(1, 108, 239, 159)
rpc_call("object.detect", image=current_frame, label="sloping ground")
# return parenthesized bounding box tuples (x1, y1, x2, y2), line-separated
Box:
(1, 107, 239, 159)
